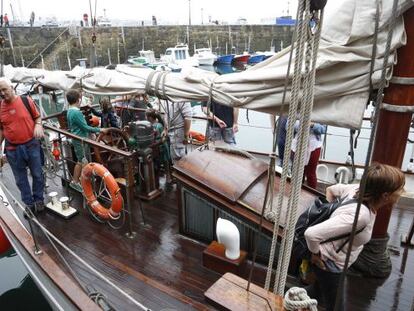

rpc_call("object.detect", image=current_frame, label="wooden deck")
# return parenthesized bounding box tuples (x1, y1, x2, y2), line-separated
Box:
(1, 165, 414, 310)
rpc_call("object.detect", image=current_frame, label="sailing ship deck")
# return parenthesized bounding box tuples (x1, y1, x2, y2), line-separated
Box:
(1, 165, 413, 310)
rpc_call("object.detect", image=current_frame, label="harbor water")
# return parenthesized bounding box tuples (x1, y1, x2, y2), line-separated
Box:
(0, 249, 51, 310)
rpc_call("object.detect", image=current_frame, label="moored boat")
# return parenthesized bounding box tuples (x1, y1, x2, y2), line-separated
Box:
(160, 44, 199, 70)
(194, 48, 217, 66)
(248, 53, 266, 64)
(214, 54, 235, 65)
(232, 54, 250, 64)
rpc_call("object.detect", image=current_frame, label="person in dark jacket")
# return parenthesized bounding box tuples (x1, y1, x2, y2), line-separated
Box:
(91, 97, 120, 128)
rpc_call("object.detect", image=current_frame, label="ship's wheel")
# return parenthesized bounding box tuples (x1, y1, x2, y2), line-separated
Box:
(93, 128, 130, 168)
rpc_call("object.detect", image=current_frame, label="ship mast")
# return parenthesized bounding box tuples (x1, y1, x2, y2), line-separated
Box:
(353, 6, 414, 277)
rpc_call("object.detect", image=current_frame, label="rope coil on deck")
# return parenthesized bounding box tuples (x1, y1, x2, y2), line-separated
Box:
(284, 287, 318, 311)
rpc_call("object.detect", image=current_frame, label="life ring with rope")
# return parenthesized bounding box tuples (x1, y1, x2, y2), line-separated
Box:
(81, 163, 123, 220)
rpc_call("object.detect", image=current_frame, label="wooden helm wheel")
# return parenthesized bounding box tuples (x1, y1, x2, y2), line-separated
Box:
(93, 128, 130, 166)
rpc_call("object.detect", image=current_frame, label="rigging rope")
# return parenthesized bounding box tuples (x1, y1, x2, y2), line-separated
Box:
(0, 179, 151, 311)
(333, 0, 400, 309)
(263, 0, 306, 291)
(264, 0, 326, 295)
(26, 27, 70, 68)
(348, 129, 356, 181)
(275, 6, 324, 295)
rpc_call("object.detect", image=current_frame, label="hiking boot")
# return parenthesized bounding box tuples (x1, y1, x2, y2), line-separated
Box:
(34, 201, 45, 213)
(69, 182, 83, 193)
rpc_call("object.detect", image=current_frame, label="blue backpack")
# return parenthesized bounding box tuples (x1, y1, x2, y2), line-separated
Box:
(292, 197, 364, 260)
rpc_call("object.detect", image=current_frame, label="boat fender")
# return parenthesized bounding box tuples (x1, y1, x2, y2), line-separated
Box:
(81, 163, 123, 220)
(216, 218, 240, 260)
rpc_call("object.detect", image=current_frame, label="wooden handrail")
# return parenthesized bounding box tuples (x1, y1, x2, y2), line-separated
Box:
(43, 124, 135, 158)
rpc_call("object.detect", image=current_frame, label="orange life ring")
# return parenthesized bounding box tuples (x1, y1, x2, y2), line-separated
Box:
(0, 226, 11, 254)
(189, 130, 205, 142)
(81, 163, 123, 220)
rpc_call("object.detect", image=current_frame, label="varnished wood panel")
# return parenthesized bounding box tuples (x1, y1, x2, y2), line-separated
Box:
(205, 273, 284, 311)
(174, 149, 268, 202)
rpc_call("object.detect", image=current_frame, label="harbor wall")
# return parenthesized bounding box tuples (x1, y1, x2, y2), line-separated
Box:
(0, 25, 293, 69)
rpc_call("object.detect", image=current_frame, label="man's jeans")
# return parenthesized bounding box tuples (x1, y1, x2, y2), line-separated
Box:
(5, 139, 44, 207)
(208, 127, 236, 145)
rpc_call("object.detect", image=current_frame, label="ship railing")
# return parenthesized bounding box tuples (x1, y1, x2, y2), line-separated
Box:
(188, 114, 414, 186)
(41, 119, 142, 238)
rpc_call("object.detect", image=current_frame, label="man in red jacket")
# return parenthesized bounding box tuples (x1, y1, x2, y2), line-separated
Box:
(0, 78, 45, 214)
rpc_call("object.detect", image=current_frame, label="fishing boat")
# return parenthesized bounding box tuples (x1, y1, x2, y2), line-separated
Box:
(247, 53, 266, 64)
(160, 44, 199, 70)
(1, 1, 414, 310)
(193, 48, 217, 66)
(128, 50, 168, 68)
(215, 54, 235, 65)
(214, 64, 236, 75)
(232, 54, 250, 64)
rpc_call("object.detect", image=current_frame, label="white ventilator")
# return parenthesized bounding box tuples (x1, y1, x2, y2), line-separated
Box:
(216, 218, 240, 260)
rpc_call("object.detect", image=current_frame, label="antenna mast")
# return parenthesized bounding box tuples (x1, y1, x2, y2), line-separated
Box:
(9, 3, 16, 22)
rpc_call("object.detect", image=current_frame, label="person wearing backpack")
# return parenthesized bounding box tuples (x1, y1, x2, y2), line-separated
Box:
(303, 163, 405, 311)
(0, 78, 45, 214)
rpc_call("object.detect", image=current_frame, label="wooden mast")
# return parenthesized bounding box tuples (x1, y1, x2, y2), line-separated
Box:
(371, 6, 414, 238)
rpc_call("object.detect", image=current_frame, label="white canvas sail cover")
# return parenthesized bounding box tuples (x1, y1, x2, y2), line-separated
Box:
(3, 0, 414, 129)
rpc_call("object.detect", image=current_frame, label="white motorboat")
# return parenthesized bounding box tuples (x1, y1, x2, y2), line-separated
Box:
(193, 48, 217, 66)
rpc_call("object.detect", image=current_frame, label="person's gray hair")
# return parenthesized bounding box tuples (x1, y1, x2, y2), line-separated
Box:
(0, 77, 13, 87)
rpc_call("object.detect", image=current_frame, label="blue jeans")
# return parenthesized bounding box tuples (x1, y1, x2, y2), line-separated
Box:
(208, 127, 236, 145)
(5, 139, 45, 207)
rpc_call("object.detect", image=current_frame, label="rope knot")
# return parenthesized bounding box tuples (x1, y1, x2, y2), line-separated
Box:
(284, 287, 318, 311)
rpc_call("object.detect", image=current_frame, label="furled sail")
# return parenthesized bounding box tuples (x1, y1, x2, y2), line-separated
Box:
(3, 0, 414, 129)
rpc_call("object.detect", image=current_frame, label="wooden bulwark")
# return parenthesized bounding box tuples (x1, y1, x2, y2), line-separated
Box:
(0, 205, 101, 311)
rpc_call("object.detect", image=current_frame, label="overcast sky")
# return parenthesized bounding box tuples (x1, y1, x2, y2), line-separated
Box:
(4, 0, 297, 24)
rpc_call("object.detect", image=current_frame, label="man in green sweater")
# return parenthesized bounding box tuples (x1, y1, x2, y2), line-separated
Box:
(66, 89, 108, 191)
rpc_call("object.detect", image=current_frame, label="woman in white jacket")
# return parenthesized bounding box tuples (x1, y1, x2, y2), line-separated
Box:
(305, 163, 405, 311)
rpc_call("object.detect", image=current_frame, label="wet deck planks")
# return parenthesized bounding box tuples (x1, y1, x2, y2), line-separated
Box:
(1, 166, 414, 310)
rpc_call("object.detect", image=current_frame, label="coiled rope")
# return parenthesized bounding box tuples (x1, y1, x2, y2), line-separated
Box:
(284, 287, 318, 311)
